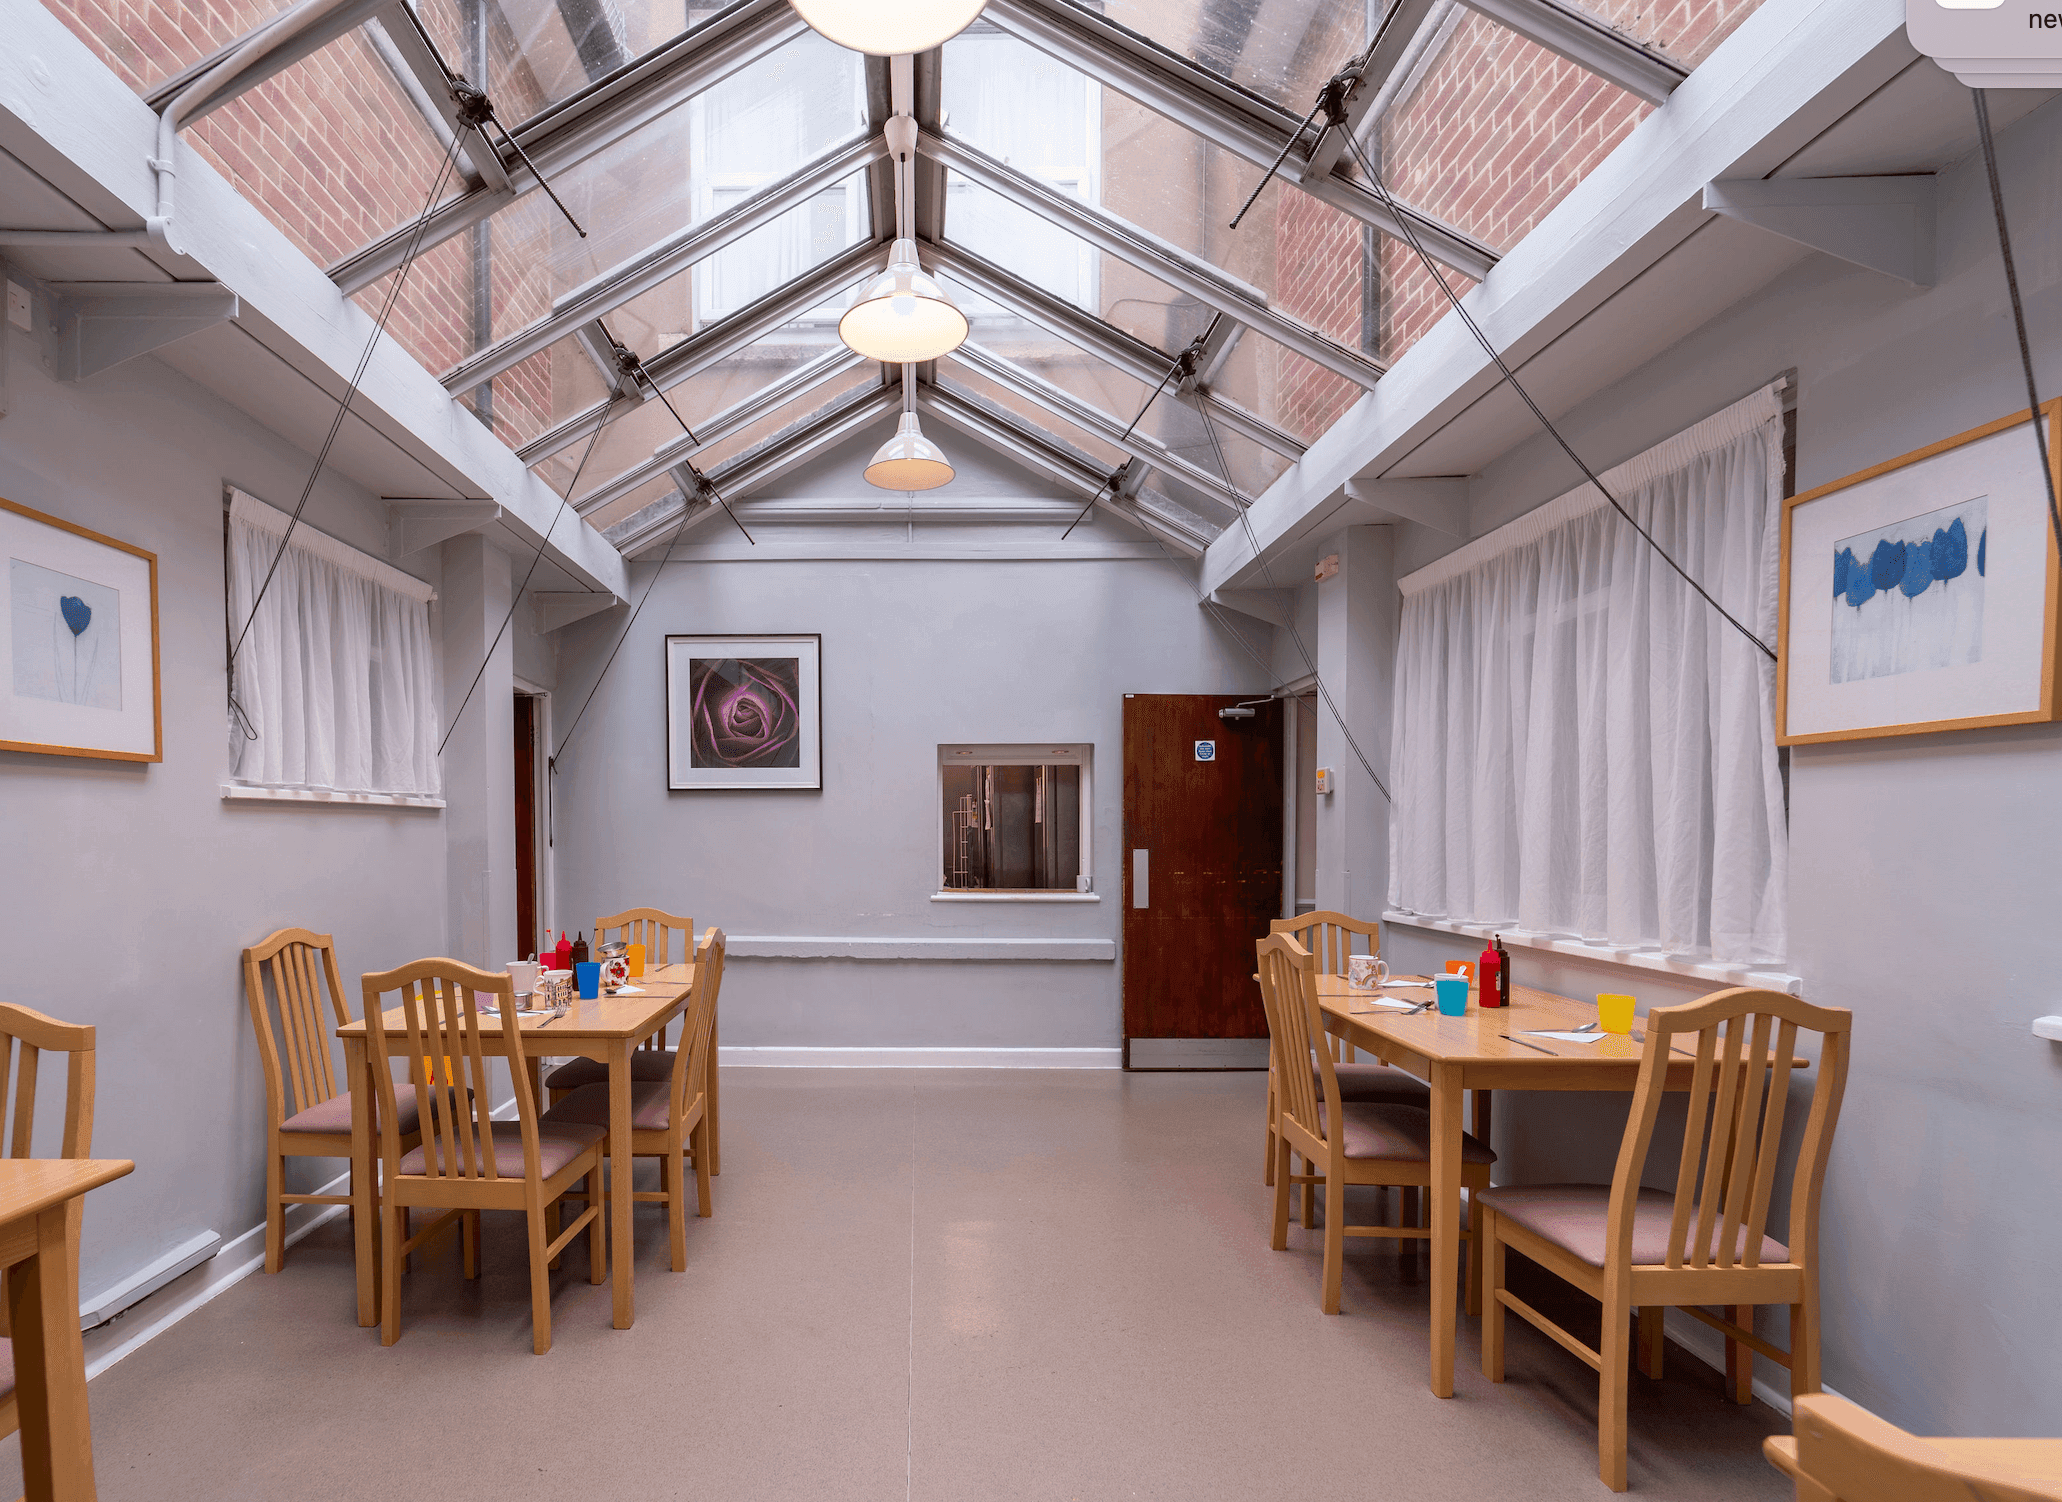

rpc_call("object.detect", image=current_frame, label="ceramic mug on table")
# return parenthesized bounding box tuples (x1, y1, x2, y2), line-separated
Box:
(507, 960, 539, 998)
(1346, 954, 1388, 990)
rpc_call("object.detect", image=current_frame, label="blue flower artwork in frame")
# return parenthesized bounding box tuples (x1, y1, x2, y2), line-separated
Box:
(1829, 496, 1988, 685)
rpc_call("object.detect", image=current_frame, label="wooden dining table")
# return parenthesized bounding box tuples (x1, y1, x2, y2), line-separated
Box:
(0, 1157, 134, 1501)
(1317, 974, 1761, 1399)
(336, 962, 695, 1332)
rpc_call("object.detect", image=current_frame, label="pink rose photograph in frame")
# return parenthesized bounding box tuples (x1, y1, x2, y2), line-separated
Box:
(664, 633, 821, 790)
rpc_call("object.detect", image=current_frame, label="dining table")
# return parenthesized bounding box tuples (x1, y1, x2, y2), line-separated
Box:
(1316, 974, 1781, 1399)
(336, 962, 695, 1332)
(0, 1156, 134, 1501)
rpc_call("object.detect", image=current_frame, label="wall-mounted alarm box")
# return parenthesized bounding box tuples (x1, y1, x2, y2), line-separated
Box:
(1315, 767, 1336, 794)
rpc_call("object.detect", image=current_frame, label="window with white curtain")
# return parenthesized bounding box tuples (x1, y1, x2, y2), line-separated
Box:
(224, 489, 442, 805)
(1387, 384, 1789, 967)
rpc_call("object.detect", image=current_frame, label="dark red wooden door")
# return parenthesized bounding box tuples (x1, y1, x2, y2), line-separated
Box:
(1122, 694, 1283, 1066)
(514, 693, 537, 957)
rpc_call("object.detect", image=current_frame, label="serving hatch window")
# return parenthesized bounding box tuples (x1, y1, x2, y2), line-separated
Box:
(938, 744, 1092, 893)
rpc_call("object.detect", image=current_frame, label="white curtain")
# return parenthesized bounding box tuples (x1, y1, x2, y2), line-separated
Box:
(226, 490, 441, 798)
(1388, 385, 1788, 965)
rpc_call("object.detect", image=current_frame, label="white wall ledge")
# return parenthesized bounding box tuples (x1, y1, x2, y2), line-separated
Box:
(729, 936, 1115, 961)
(221, 785, 445, 809)
(929, 892, 1100, 903)
(1383, 912, 1803, 996)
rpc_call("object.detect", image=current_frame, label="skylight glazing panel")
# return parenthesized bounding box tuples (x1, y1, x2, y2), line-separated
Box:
(934, 367, 1126, 478)
(39, 0, 299, 97)
(1090, 0, 1367, 111)
(687, 363, 879, 476)
(1558, 0, 1770, 68)
(413, 0, 696, 125)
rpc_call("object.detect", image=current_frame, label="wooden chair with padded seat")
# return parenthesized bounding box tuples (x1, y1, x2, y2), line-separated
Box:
(0, 1002, 95, 1444)
(545, 929, 725, 1272)
(361, 958, 607, 1354)
(545, 910, 720, 1175)
(1478, 987, 1852, 1492)
(1766, 1393, 2062, 1502)
(1256, 933, 1493, 1316)
(242, 928, 423, 1273)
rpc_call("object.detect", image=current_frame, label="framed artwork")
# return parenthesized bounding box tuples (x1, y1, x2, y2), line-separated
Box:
(0, 498, 162, 762)
(1779, 400, 2062, 745)
(665, 633, 821, 790)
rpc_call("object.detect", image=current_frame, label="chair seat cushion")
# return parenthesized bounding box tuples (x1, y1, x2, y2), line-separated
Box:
(1476, 1183, 1790, 1269)
(543, 1081, 681, 1134)
(544, 1051, 674, 1092)
(282, 1084, 423, 1138)
(1316, 1102, 1496, 1165)
(1318, 1061, 1429, 1106)
(397, 1120, 603, 1179)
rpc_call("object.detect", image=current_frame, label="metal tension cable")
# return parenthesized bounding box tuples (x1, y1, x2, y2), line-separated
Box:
(452, 81, 587, 239)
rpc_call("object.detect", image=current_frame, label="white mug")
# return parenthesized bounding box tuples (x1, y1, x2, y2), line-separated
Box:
(1347, 954, 1388, 990)
(507, 960, 539, 997)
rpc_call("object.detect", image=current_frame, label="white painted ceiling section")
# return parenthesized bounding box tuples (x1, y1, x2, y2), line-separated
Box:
(0, 0, 628, 600)
(1200, 0, 2051, 596)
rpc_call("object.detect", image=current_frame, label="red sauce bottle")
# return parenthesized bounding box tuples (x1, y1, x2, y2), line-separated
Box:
(1478, 936, 1504, 1008)
(553, 931, 573, 972)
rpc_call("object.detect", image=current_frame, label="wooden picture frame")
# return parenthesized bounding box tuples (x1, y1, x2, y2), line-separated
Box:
(0, 498, 162, 762)
(664, 633, 822, 790)
(1778, 400, 2062, 745)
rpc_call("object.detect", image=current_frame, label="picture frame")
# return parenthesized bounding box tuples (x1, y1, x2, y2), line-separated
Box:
(1, 497, 162, 762)
(1778, 400, 2062, 745)
(664, 633, 821, 790)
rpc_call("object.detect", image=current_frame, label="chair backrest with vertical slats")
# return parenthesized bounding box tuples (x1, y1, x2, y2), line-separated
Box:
(242, 928, 350, 1127)
(596, 908, 694, 968)
(1255, 934, 1340, 1150)
(361, 959, 536, 1183)
(1608, 987, 1852, 1271)
(0, 1003, 95, 1160)
(1791, 1394, 2060, 1502)
(667, 928, 725, 1125)
(1269, 911, 1378, 977)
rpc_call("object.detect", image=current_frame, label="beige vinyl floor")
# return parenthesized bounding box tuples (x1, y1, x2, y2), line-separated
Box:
(2, 1069, 1789, 1500)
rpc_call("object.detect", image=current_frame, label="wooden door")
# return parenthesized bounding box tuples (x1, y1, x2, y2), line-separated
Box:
(1122, 694, 1283, 1069)
(514, 693, 537, 957)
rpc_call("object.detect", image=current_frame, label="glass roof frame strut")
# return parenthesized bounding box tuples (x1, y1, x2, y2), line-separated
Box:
(327, 0, 808, 294)
(925, 241, 1304, 463)
(514, 239, 890, 467)
(372, 4, 510, 191)
(1303, 0, 1442, 179)
(438, 134, 888, 394)
(1461, 0, 1687, 105)
(922, 131, 1386, 393)
(979, 0, 1497, 283)
(572, 347, 870, 517)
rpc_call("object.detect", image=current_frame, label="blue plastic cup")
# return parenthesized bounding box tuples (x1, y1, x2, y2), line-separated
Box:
(575, 962, 600, 1000)
(1434, 975, 1469, 1016)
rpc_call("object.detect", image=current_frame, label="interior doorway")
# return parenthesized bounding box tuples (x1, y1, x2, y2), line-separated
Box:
(514, 691, 543, 959)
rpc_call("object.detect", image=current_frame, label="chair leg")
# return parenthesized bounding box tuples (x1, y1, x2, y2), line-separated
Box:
(693, 1121, 713, 1218)
(1728, 1305, 1755, 1403)
(400, 1207, 412, 1276)
(526, 1205, 553, 1356)
(1320, 1173, 1345, 1315)
(1300, 1157, 1315, 1230)
(1599, 1289, 1632, 1492)
(462, 1209, 480, 1281)
(1465, 1209, 1483, 1319)
(1790, 1298, 1820, 1399)
(379, 1201, 404, 1347)
(546, 1196, 563, 1273)
(1270, 1138, 1292, 1252)
(1481, 1209, 1505, 1381)
(1638, 1306, 1664, 1380)
(667, 1147, 689, 1273)
(587, 1173, 607, 1286)
(1263, 1071, 1277, 1187)
(264, 1156, 286, 1274)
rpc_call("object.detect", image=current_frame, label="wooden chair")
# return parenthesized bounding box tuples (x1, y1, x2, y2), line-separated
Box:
(1256, 933, 1493, 1316)
(0, 1002, 95, 1444)
(1478, 986, 1852, 1491)
(1767, 1393, 2062, 1502)
(361, 958, 607, 1354)
(242, 928, 424, 1274)
(546, 929, 725, 1272)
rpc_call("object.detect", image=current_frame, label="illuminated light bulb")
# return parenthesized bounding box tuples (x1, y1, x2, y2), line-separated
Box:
(839, 238, 968, 363)
(790, 0, 986, 56)
(865, 412, 954, 491)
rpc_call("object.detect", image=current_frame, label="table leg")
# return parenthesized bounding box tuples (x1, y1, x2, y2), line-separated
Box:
(708, 1009, 721, 1176)
(11, 1203, 97, 1500)
(1472, 1087, 1492, 1144)
(610, 1038, 635, 1329)
(345, 1036, 378, 1329)
(1428, 1061, 1463, 1398)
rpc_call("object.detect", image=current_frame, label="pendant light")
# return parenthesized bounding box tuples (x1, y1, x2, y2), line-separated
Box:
(839, 116, 967, 363)
(790, 0, 986, 57)
(866, 370, 954, 491)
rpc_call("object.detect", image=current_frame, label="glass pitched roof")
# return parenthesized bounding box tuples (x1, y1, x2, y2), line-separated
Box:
(41, 0, 1774, 553)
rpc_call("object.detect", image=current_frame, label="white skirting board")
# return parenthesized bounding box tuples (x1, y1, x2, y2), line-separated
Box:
(719, 1046, 1121, 1068)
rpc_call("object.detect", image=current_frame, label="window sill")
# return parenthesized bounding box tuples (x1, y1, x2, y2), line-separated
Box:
(930, 892, 1100, 903)
(1381, 912, 1803, 996)
(222, 784, 445, 810)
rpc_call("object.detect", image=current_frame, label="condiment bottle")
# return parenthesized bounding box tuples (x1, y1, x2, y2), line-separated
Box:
(570, 931, 589, 969)
(554, 931, 573, 972)
(1478, 937, 1503, 1008)
(1497, 934, 1512, 1004)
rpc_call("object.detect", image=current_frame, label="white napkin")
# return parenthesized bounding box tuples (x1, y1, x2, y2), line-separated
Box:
(1380, 977, 1431, 987)
(1351, 997, 1427, 1012)
(1521, 1029, 1609, 1044)
(610, 984, 647, 996)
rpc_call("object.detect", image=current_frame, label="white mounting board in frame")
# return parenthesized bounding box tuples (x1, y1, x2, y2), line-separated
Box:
(665, 633, 822, 790)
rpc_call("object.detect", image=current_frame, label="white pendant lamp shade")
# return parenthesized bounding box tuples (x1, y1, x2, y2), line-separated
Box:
(790, 0, 986, 56)
(839, 238, 969, 363)
(865, 412, 954, 491)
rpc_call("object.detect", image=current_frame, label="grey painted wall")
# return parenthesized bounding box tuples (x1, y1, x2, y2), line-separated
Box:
(1378, 96, 2062, 1436)
(0, 329, 449, 1300)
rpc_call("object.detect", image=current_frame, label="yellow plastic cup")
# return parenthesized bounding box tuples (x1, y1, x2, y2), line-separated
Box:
(627, 942, 646, 978)
(1597, 993, 1635, 1034)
